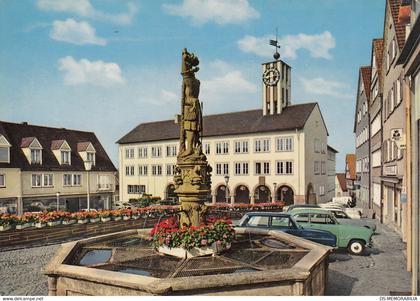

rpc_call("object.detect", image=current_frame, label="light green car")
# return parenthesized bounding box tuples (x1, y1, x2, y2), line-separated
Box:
(289, 208, 374, 255)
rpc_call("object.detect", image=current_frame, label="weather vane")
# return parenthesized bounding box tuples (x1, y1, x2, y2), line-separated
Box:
(269, 27, 281, 60)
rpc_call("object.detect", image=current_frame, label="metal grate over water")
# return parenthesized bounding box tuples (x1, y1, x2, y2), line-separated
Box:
(70, 234, 309, 278)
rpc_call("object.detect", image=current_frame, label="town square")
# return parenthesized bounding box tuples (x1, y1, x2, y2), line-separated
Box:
(0, 0, 419, 298)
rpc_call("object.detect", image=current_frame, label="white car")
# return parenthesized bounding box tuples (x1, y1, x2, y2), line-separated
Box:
(332, 196, 352, 206)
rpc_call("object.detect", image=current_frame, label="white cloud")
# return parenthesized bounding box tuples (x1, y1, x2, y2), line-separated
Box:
(58, 56, 124, 86)
(50, 19, 106, 45)
(162, 0, 259, 25)
(238, 31, 336, 60)
(300, 77, 353, 99)
(37, 0, 138, 25)
(201, 60, 257, 102)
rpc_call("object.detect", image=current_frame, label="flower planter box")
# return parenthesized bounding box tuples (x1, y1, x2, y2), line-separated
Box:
(100, 217, 111, 223)
(89, 218, 100, 223)
(77, 219, 88, 224)
(0, 224, 12, 231)
(62, 220, 76, 225)
(47, 221, 61, 227)
(158, 242, 231, 259)
(34, 222, 46, 228)
(122, 216, 131, 221)
(16, 223, 31, 230)
(131, 215, 140, 220)
(111, 216, 122, 221)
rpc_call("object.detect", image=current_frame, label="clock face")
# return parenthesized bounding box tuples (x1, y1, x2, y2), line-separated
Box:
(263, 67, 280, 86)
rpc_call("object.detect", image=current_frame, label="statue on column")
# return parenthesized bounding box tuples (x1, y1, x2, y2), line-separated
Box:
(174, 48, 212, 227)
(179, 48, 205, 160)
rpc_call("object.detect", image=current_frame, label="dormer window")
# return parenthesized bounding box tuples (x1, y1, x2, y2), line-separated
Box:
(21, 137, 43, 165)
(77, 142, 96, 166)
(61, 150, 70, 164)
(87, 152, 95, 165)
(51, 140, 71, 165)
(0, 135, 11, 163)
(31, 149, 42, 164)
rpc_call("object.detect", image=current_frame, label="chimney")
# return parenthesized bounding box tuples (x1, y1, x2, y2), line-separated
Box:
(21, 122, 28, 125)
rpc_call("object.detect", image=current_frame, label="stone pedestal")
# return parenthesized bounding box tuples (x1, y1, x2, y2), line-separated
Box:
(174, 160, 211, 227)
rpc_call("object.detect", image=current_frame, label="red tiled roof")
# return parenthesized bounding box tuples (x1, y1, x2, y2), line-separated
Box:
(20, 137, 36, 148)
(372, 38, 384, 88)
(77, 142, 93, 152)
(389, 0, 406, 50)
(336, 173, 347, 192)
(50, 139, 66, 150)
(360, 66, 372, 102)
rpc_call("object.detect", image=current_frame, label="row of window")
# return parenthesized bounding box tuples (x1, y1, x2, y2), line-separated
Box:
(125, 161, 296, 177)
(30, 173, 82, 188)
(383, 77, 403, 120)
(313, 139, 327, 154)
(124, 137, 296, 159)
(356, 157, 369, 173)
(356, 101, 368, 124)
(382, 139, 403, 163)
(356, 126, 369, 148)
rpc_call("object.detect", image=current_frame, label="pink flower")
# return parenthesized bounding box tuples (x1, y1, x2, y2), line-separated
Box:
(201, 239, 207, 246)
(216, 240, 221, 246)
(223, 234, 228, 239)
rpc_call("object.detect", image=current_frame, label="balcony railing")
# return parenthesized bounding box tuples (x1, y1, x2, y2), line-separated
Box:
(97, 184, 113, 191)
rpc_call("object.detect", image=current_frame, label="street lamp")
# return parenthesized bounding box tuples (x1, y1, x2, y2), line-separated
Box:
(224, 175, 230, 204)
(273, 182, 277, 203)
(56, 192, 60, 211)
(84, 160, 93, 210)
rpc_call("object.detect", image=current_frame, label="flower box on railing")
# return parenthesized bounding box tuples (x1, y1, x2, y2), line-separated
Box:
(111, 216, 122, 221)
(131, 215, 140, 220)
(62, 219, 76, 225)
(47, 221, 61, 227)
(100, 217, 111, 223)
(34, 222, 46, 228)
(0, 224, 12, 231)
(16, 223, 31, 230)
(89, 218, 100, 223)
(77, 219, 88, 224)
(122, 215, 131, 221)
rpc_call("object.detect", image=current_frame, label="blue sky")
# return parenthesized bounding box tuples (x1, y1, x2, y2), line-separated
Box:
(0, 0, 386, 171)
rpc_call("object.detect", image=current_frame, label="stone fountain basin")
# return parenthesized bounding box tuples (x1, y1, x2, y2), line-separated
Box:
(43, 228, 332, 296)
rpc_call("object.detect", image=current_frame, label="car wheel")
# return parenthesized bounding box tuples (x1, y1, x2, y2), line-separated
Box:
(348, 239, 365, 255)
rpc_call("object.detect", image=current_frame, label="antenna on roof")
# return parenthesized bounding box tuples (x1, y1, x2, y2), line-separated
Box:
(269, 27, 281, 61)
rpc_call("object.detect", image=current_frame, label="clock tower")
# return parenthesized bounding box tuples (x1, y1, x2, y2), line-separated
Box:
(262, 39, 291, 115)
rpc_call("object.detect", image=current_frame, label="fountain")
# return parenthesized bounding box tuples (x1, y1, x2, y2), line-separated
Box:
(43, 49, 332, 296)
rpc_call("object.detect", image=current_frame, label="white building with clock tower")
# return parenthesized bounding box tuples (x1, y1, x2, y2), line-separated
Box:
(117, 49, 335, 206)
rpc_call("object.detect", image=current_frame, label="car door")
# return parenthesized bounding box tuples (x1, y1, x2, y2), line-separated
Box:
(308, 213, 340, 238)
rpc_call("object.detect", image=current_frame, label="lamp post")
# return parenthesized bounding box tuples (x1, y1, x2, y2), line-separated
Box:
(224, 175, 230, 204)
(273, 182, 277, 203)
(84, 160, 93, 210)
(56, 192, 60, 211)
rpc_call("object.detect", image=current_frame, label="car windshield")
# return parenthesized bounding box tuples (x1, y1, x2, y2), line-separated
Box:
(271, 216, 297, 229)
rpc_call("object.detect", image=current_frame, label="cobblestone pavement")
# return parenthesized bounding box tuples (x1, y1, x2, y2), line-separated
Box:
(0, 244, 59, 296)
(0, 220, 412, 296)
(326, 220, 412, 295)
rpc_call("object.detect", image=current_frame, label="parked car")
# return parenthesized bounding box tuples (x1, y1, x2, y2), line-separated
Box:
(234, 212, 337, 247)
(289, 208, 374, 255)
(322, 207, 376, 232)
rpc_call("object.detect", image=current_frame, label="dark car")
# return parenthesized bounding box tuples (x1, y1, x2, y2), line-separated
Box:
(234, 212, 337, 247)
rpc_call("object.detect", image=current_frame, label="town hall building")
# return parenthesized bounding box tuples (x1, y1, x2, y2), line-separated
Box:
(117, 55, 335, 206)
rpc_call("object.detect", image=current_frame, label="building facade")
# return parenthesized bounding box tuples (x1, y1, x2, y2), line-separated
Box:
(369, 38, 385, 221)
(0, 121, 117, 214)
(396, 0, 420, 293)
(345, 154, 356, 200)
(118, 57, 332, 206)
(380, 0, 407, 239)
(354, 66, 372, 212)
(335, 173, 348, 197)
(327, 145, 338, 202)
